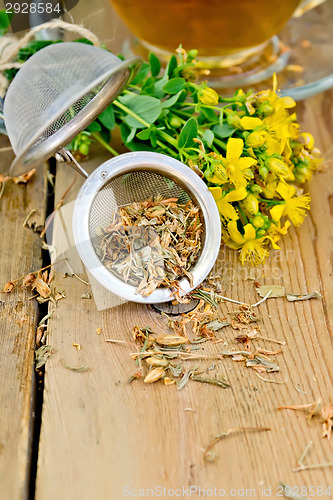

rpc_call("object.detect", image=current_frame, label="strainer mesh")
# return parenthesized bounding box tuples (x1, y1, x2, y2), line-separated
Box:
(89, 171, 193, 244)
(31, 79, 108, 152)
(88, 171, 204, 287)
(3, 42, 125, 156)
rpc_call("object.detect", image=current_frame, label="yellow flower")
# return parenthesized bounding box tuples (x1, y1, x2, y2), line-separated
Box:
(239, 116, 263, 130)
(223, 138, 257, 187)
(226, 220, 280, 266)
(270, 183, 311, 227)
(209, 186, 247, 220)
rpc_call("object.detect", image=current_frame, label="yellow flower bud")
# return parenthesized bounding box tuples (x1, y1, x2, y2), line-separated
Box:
(227, 114, 242, 129)
(252, 215, 265, 228)
(246, 131, 267, 148)
(267, 157, 290, 176)
(199, 87, 219, 106)
(242, 193, 259, 215)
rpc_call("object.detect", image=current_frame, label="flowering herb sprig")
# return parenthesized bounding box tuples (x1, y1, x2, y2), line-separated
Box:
(76, 47, 320, 265)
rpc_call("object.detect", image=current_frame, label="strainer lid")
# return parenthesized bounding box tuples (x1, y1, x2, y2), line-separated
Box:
(3, 42, 141, 176)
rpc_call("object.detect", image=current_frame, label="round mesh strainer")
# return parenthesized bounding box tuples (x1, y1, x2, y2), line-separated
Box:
(3, 42, 140, 176)
(3, 41, 221, 304)
(73, 152, 221, 304)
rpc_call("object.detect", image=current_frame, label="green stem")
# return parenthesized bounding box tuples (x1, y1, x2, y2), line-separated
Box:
(113, 100, 179, 150)
(114, 100, 150, 127)
(257, 198, 285, 205)
(213, 137, 227, 151)
(237, 204, 248, 225)
(91, 133, 119, 156)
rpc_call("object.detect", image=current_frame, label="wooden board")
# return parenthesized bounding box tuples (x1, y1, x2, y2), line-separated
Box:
(0, 138, 47, 500)
(35, 93, 333, 500)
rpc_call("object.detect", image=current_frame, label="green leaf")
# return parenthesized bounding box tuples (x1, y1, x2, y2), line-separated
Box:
(86, 121, 102, 132)
(202, 129, 214, 147)
(99, 127, 111, 144)
(136, 127, 153, 141)
(130, 62, 150, 86)
(178, 117, 198, 149)
(163, 77, 186, 95)
(118, 94, 162, 129)
(153, 74, 169, 98)
(201, 106, 218, 123)
(137, 126, 158, 148)
(0, 10, 13, 35)
(161, 90, 183, 108)
(212, 123, 235, 138)
(166, 54, 178, 78)
(149, 52, 161, 77)
(127, 126, 137, 143)
(98, 104, 115, 130)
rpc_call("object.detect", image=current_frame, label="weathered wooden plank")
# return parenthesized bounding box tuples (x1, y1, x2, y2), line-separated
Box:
(36, 93, 333, 500)
(0, 138, 47, 500)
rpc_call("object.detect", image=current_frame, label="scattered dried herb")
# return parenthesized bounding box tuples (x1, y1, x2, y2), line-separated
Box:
(286, 291, 322, 302)
(97, 197, 202, 296)
(203, 427, 271, 462)
(256, 285, 286, 298)
(61, 359, 89, 373)
(191, 374, 230, 388)
(278, 399, 333, 439)
(291, 441, 333, 473)
(35, 344, 53, 370)
(246, 355, 280, 373)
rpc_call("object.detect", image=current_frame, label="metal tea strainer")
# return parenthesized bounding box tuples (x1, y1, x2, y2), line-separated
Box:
(3, 42, 221, 304)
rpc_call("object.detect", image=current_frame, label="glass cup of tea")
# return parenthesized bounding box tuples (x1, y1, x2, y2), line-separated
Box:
(109, 0, 326, 87)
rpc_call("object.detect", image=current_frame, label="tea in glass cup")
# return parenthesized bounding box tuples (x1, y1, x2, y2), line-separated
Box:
(109, 0, 301, 66)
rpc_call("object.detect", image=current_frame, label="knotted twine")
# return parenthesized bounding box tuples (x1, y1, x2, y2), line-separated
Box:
(0, 19, 101, 96)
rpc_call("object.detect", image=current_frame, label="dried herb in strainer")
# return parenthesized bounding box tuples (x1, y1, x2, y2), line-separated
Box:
(97, 196, 202, 296)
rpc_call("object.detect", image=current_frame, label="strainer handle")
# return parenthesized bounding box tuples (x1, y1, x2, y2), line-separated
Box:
(55, 148, 89, 179)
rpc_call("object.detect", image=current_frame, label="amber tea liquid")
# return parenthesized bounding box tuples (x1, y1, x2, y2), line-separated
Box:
(110, 0, 301, 58)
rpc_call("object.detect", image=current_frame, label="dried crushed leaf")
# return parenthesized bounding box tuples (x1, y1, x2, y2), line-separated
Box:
(256, 285, 286, 298)
(246, 355, 280, 373)
(286, 291, 321, 302)
(177, 368, 196, 391)
(206, 319, 230, 331)
(35, 345, 53, 369)
(191, 374, 230, 389)
(38, 310, 54, 328)
(32, 278, 51, 298)
(61, 359, 88, 372)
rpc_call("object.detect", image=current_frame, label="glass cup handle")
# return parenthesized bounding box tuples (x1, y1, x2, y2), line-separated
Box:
(293, 0, 326, 18)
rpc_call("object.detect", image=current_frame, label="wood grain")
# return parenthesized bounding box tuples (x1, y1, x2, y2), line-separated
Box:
(35, 92, 333, 500)
(0, 138, 47, 500)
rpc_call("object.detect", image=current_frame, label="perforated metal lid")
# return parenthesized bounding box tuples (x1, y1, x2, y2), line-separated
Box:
(3, 42, 140, 176)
